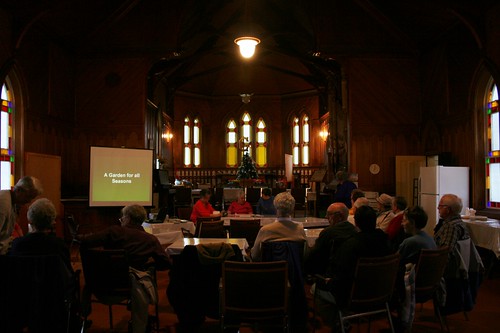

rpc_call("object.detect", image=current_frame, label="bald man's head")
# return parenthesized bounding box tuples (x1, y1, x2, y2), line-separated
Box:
(326, 202, 349, 226)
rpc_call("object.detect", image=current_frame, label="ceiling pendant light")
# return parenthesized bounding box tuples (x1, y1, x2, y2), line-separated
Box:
(234, 36, 260, 59)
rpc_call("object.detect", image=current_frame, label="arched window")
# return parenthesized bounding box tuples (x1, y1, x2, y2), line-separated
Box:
(183, 116, 201, 167)
(291, 114, 310, 166)
(226, 119, 238, 167)
(241, 112, 252, 158)
(1, 82, 14, 190)
(255, 118, 267, 167)
(487, 83, 500, 207)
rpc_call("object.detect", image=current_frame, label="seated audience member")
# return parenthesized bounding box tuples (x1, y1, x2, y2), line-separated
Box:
(434, 194, 483, 315)
(9, 198, 72, 273)
(333, 171, 357, 208)
(347, 197, 370, 225)
(190, 189, 215, 224)
(386, 196, 408, 240)
(395, 206, 436, 332)
(305, 203, 357, 275)
(376, 193, 395, 232)
(227, 190, 253, 215)
(0, 176, 43, 255)
(318, 206, 391, 309)
(349, 189, 365, 215)
(256, 188, 276, 215)
(399, 206, 437, 265)
(79, 205, 170, 333)
(251, 191, 306, 261)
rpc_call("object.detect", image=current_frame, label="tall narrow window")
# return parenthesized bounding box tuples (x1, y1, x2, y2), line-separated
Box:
(291, 114, 310, 166)
(292, 117, 300, 165)
(302, 115, 310, 165)
(183, 116, 201, 167)
(487, 83, 500, 207)
(241, 113, 252, 158)
(226, 119, 238, 167)
(193, 118, 201, 167)
(183, 117, 191, 167)
(255, 118, 267, 167)
(0, 82, 14, 190)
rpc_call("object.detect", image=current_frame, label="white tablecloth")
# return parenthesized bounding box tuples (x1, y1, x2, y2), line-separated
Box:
(142, 221, 196, 235)
(304, 228, 324, 247)
(221, 216, 328, 228)
(166, 238, 249, 256)
(464, 219, 500, 258)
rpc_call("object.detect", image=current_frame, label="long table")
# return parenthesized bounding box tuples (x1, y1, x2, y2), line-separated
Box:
(166, 238, 249, 256)
(464, 219, 500, 258)
(221, 216, 328, 228)
(142, 220, 196, 246)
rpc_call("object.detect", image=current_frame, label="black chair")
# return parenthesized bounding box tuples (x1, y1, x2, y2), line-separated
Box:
(211, 187, 224, 211)
(229, 219, 261, 247)
(167, 244, 243, 332)
(337, 254, 400, 333)
(0, 255, 80, 333)
(173, 187, 192, 214)
(195, 219, 226, 238)
(177, 206, 192, 220)
(221, 260, 290, 332)
(291, 188, 307, 217)
(246, 187, 262, 212)
(80, 248, 131, 330)
(414, 247, 450, 332)
(262, 241, 307, 331)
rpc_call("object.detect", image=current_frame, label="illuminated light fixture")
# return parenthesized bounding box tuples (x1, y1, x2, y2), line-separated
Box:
(234, 36, 260, 58)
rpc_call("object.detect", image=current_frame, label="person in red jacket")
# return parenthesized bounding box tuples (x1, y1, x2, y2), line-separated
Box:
(386, 196, 408, 240)
(227, 190, 253, 215)
(190, 189, 215, 224)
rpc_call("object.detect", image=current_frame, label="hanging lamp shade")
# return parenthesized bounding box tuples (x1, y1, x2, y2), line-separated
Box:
(234, 36, 260, 58)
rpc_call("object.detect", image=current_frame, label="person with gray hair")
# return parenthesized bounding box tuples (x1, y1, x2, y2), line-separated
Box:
(9, 198, 72, 272)
(250, 191, 306, 261)
(434, 194, 469, 252)
(227, 190, 253, 214)
(0, 176, 43, 254)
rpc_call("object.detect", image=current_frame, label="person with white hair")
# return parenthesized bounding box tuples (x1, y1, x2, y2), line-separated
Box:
(250, 191, 306, 261)
(0, 176, 43, 254)
(434, 194, 469, 252)
(227, 190, 253, 214)
(9, 198, 72, 272)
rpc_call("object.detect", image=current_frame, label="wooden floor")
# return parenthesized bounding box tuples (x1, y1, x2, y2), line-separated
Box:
(79, 260, 500, 333)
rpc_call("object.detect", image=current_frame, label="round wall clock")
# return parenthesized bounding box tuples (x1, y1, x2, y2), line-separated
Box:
(369, 163, 380, 175)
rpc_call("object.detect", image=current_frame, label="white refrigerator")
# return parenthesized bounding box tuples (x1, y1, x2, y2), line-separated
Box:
(419, 166, 469, 236)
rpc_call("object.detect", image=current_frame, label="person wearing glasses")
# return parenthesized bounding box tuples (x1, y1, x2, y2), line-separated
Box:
(78, 205, 170, 333)
(434, 194, 469, 252)
(305, 202, 357, 275)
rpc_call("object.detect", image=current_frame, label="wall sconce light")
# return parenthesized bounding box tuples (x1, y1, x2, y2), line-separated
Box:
(162, 132, 173, 142)
(234, 36, 260, 59)
(319, 130, 329, 142)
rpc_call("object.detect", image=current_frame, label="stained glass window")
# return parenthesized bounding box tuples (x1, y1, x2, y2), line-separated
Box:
(255, 118, 267, 167)
(487, 83, 500, 207)
(241, 113, 252, 158)
(183, 116, 201, 167)
(0, 82, 14, 190)
(227, 119, 238, 167)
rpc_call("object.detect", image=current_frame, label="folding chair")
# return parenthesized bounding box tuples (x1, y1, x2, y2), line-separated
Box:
(221, 261, 290, 332)
(414, 247, 450, 332)
(195, 220, 226, 238)
(229, 219, 261, 247)
(337, 254, 400, 333)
